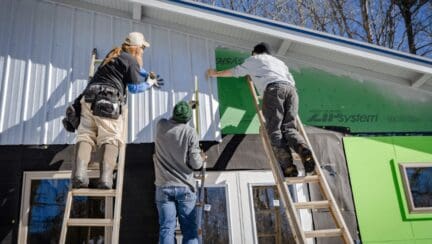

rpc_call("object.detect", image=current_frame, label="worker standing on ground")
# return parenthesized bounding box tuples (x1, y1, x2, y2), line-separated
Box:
(207, 42, 314, 177)
(72, 32, 163, 189)
(154, 101, 205, 244)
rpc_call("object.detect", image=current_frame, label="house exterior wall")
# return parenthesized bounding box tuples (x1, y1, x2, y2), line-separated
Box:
(344, 136, 432, 243)
(215, 48, 432, 134)
(0, 0, 221, 145)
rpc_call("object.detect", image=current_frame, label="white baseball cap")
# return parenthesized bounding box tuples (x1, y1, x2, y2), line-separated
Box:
(124, 32, 150, 48)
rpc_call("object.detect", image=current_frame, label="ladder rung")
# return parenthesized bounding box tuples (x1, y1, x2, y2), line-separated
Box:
(294, 200, 329, 209)
(285, 175, 320, 184)
(71, 189, 116, 197)
(94, 59, 103, 64)
(68, 218, 113, 227)
(304, 229, 342, 238)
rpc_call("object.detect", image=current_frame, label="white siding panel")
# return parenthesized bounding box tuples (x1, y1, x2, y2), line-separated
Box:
(94, 13, 114, 57)
(0, 0, 16, 142)
(170, 31, 193, 106)
(24, 2, 56, 145)
(147, 26, 171, 141)
(46, 5, 75, 144)
(0, 0, 36, 144)
(190, 37, 220, 140)
(0, 0, 221, 145)
(129, 22, 152, 143)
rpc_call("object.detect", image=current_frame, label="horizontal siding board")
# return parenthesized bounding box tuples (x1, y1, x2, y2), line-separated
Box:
(0, 0, 221, 145)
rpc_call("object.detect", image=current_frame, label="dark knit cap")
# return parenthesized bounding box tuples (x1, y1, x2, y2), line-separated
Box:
(252, 42, 272, 55)
(173, 101, 192, 123)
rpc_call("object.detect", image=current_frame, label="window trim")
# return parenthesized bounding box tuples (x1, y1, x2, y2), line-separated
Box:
(238, 171, 313, 244)
(18, 170, 100, 244)
(399, 163, 432, 214)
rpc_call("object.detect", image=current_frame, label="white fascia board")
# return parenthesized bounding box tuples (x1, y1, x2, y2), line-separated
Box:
(132, 0, 432, 75)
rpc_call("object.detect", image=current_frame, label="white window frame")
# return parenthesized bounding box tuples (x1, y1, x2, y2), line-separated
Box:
(18, 170, 314, 244)
(203, 171, 239, 244)
(238, 170, 314, 244)
(399, 163, 432, 213)
(18, 170, 100, 244)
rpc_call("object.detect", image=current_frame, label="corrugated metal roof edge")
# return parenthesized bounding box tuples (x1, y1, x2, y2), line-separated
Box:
(164, 0, 432, 67)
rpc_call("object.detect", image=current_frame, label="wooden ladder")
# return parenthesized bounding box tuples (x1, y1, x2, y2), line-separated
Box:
(59, 49, 127, 244)
(246, 78, 353, 244)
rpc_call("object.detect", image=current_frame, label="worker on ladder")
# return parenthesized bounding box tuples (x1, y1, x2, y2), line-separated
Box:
(154, 101, 206, 244)
(68, 32, 163, 189)
(207, 42, 315, 177)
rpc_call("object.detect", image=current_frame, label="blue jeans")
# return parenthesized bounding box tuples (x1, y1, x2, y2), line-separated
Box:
(156, 186, 198, 244)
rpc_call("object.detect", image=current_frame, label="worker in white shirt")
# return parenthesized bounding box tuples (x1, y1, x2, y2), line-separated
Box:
(207, 42, 315, 177)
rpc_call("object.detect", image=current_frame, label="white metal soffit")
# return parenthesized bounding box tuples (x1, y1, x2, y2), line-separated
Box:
(134, 0, 432, 87)
(0, 0, 221, 145)
(68, 0, 432, 88)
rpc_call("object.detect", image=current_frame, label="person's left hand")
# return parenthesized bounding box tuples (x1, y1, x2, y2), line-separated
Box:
(147, 71, 164, 88)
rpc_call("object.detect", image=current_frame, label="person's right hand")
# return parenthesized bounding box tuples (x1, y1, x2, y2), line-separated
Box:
(200, 151, 208, 161)
(206, 69, 217, 79)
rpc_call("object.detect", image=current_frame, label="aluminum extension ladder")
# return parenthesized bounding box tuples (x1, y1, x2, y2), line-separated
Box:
(246, 77, 354, 244)
(59, 49, 127, 244)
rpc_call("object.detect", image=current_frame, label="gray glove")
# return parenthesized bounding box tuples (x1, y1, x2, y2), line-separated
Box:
(146, 72, 164, 88)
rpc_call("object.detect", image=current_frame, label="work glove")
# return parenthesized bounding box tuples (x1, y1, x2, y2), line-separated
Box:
(146, 71, 164, 88)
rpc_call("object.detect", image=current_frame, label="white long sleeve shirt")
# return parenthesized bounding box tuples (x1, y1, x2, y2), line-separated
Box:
(230, 54, 295, 94)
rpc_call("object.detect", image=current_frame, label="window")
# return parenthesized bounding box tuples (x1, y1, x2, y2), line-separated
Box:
(202, 186, 230, 243)
(237, 171, 312, 244)
(251, 185, 295, 244)
(399, 163, 432, 213)
(18, 171, 109, 244)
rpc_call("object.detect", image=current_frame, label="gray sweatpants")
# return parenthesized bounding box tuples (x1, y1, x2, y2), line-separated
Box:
(262, 82, 308, 168)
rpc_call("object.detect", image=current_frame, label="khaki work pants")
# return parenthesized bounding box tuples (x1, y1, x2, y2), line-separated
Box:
(76, 98, 124, 149)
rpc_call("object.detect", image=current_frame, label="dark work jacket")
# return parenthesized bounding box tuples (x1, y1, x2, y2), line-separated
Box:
(87, 51, 143, 101)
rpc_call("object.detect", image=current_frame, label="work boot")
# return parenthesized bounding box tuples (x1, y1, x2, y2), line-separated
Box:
(283, 164, 299, 178)
(297, 144, 315, 173)
(272, 146, 297, 177)
(97, 144, 118, 189)
(72, 142, 92, 188)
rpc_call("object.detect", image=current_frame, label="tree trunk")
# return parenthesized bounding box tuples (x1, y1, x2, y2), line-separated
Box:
(360, 0, 373, 43)
(394, 0, 416, 54)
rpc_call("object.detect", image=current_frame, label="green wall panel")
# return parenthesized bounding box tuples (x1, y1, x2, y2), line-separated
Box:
(215, 48, 432, 134)
(344, 136, 432, 244)
(215, 48, 259, 134)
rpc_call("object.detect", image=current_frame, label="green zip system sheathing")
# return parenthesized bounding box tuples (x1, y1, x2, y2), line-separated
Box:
(344, 136, 432, 244)
(215, 48, 432, 134)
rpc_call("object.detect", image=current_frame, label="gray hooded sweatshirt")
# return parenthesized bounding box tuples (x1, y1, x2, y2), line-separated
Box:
(154, 118, 203, 191)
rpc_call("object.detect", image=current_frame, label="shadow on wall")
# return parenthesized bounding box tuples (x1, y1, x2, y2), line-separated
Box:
(0, 75, 76, 145)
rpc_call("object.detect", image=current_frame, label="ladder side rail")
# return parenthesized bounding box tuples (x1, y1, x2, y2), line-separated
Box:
(296, 116, 354, 244)
(59, 191, 73, 243)
(246, 77, 306, 244)
(89, 48, 97, 79)
(105, 196, 114, 244)
(111, 107, 128, 244)
(194, 76, 206, 244)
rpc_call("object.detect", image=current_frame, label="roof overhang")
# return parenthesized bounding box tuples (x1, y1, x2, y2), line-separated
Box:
(47, 0, 432, 91)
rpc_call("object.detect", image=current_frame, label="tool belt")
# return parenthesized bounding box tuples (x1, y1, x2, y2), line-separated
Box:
(62, 93, 83, 133)
(83, 84, 124, 119)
